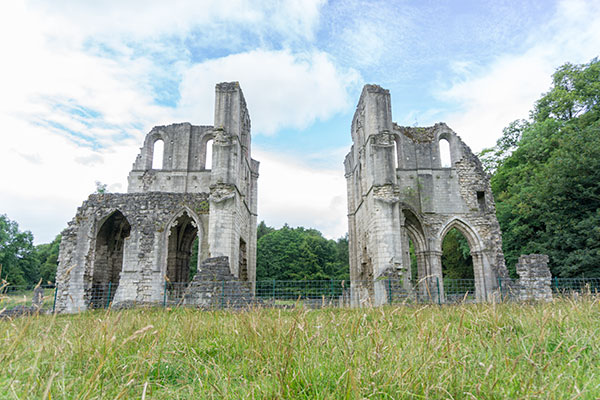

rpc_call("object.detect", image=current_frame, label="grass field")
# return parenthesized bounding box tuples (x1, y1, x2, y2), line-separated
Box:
(1, 298, 599, 399)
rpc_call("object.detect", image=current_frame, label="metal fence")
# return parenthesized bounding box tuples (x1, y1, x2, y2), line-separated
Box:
(2, 277, 600, 315)
(0, 284, 57, 316)
(551, 277, 600, 295)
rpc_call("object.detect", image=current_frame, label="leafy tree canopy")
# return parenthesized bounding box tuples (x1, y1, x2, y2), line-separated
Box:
(256, 223, 349, 281)
(0, 214, 38, 286)
(482, 58, 600, 277)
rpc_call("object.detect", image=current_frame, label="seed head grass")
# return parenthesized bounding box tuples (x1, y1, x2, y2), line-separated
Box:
(0, 298, 599, 399)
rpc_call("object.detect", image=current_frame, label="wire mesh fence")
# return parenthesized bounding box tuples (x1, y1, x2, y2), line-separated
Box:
(551, 277, 600, 296)
(0, 284, 56, 316)
(2, 276, 600, 315)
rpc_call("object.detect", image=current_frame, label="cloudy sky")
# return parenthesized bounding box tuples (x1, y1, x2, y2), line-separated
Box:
(1, 0, 599, 244)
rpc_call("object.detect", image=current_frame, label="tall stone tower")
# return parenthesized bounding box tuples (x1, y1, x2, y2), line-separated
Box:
(55, 82, 259, 312)
(344, 85, 508, 305)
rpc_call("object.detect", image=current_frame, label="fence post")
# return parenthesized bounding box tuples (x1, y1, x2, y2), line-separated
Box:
(387, 278, 392, 304)
(52, 283, 58, 313)
(436, 277, 441, 305)
(163, 280, 167, 308)
(106, 282, 112, 309)
(221, 280, 225, 309)
(553, 277, 559, 293)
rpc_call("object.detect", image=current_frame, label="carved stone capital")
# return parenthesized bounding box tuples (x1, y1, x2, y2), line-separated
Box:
(209, 183, 236, 203)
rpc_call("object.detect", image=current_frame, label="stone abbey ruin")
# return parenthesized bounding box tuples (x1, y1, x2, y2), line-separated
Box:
(55, 82, 551, 312)
(55, 82, 259, 312)
(345, 85, 509, 305)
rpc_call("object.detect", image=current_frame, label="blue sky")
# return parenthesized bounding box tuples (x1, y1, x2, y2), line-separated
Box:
(1, 0, 599, 243)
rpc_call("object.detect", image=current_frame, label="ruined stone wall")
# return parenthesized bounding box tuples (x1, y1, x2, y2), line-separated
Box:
(345, 84, 508, 305)
(56, 82, 259, 313)
(515, 254, 552, 301)
(55, 193, 210, 313)
(127, 123, 214, 193)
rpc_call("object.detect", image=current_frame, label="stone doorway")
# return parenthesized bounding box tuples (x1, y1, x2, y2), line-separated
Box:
(89, 210, 131, 308)
(166, 211, 199, 297)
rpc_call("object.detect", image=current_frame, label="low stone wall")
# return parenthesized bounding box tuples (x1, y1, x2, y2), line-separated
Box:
(515, 254, 552, 301)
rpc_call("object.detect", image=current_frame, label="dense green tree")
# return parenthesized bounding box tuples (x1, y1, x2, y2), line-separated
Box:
(0, 214, 38, 286)
(35, 235, 61, 283)
(483, 58, 600, 277)
(257, 221, 275, 241)
(256, 224, 349, 281)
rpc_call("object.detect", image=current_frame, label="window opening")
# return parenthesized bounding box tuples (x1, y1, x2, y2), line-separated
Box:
(205, 139, 213, 169)
(477, 191, 486, 212)
(439, 139, 451, 168)
(152, 139, 164, 169)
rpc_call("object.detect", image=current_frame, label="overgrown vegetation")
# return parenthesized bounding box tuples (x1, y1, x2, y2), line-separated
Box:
(480, 58, 600, 277)
(1, 299, 598, 398)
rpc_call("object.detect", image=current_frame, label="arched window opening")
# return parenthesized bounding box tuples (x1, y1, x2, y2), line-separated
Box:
(441, 227, 474, 301)
(439, 138, 451, 168)
(90, 211, 131, 308)
(166, 212, 199, 299)
(393, 141, 399, 170)
(152, 139, 164, 169)
(205, 139, 213, 170)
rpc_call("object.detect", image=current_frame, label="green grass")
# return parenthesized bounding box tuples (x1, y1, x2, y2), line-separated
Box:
(1, 298, 599, 399)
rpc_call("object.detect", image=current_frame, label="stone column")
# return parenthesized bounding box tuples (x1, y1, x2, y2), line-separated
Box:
(424, 250, 444, 303)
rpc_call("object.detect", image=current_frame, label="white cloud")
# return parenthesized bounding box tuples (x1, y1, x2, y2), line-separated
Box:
(438, 0, 600, 152)
(254, 149, 347, 239)
(25, 0, 325, 44)
(0, 1, 354, 243)
(341, 23, 386, 67)
(177, 49, 360, 134)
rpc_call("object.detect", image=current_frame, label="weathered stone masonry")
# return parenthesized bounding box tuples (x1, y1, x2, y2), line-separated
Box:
(55, 82, 259, 313)
(345, 84, 510, 305)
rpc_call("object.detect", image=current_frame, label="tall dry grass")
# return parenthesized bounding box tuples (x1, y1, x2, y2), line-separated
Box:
(0, 297, 598, 399)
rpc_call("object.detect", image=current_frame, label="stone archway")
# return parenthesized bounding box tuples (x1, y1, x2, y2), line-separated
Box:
(401, 209, 433, 299)
(165, 209, 205, 299)
(436, 218, 489, 302)
(89, 210, 131, 308)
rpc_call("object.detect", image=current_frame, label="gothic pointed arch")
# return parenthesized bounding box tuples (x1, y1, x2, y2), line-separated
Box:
(437, 217, 484, 253)
(89, 209, 131, 308)
(437, 217, 489, 301)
